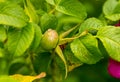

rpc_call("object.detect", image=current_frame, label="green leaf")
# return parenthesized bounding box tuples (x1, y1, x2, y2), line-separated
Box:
(0, 25, 7, 42)
(79, 18, 104, 34)
(59, 16, 82, 24)
(98, 14, 108, 26)
(56, 0, 87, 20)
(105, 14, 120, 21)
(7, 23, 34, 57)
(70, 34, 103, 64)
(45, 0, 55, 5)
(64, 45, 82, 65)
(36, 9, 46, 16)
(0, 76, 18, 82)
(0, 2, 29, 28)
(98, 39, 109, 58)
(55, 46, 67, 78)
(53, 53, 67, 80)
(31, 0, 47, 11)
(97, 26, 120, 61)
(10, 57, 26, 65)
(29, 23, 42, 52)
(103, 0, 120, 21)
(7, 0, 23, 4)
(45, 0, 60, 5)
(40, 13, 58, 33)
(103, 0, 118, 15)
(24, 0, 39, 24)
(57, 16, 83, 33)
(63, 45, 83, 72)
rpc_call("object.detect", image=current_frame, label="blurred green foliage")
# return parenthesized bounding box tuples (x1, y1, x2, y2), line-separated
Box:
(63, 59, 120, 82)
(80, 0, 106, 17)
(1, 0, 120, 82)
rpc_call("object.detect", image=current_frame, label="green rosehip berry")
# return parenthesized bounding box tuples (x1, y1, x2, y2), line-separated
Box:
(40, 29, 59, 50)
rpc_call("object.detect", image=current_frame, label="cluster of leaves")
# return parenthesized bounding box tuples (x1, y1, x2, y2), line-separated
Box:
(1, 0, 120, 82)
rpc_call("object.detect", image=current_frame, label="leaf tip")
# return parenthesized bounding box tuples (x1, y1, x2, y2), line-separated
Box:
(36, 72, 46, 79)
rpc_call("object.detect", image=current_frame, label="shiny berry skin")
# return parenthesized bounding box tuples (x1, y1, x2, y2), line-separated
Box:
(40, 29, 59, 50)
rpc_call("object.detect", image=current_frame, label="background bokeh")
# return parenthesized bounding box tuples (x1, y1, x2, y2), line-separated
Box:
(63, 59, 120, 82)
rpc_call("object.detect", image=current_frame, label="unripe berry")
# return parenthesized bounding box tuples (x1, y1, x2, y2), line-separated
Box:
(40, 29, 58, 50)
